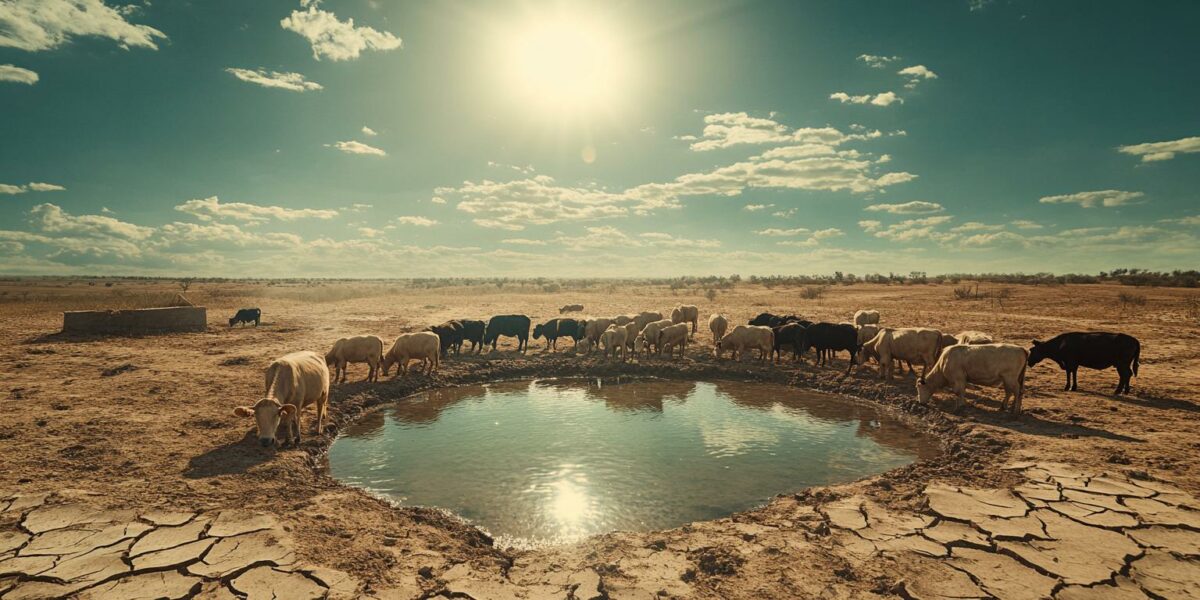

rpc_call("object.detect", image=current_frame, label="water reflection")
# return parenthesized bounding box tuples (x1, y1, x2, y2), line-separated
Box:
(329, 379, 938, 547)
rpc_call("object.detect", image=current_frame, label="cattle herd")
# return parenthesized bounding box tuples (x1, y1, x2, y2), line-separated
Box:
(229, 304, 1143, 448)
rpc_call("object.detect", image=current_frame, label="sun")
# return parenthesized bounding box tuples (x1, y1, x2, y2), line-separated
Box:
(499, 13, 629, 115)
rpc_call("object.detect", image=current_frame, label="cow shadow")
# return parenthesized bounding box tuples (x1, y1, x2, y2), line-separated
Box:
(183, 430, 279, 478)
(1110, 391, 1200, 413)
(964, 397, 1145, 442)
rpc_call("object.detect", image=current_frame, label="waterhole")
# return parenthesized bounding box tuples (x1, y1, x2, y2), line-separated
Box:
(329, 379, 938, 547)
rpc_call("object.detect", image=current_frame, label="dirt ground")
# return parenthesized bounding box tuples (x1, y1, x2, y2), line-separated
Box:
(2, 279, 1198, 599)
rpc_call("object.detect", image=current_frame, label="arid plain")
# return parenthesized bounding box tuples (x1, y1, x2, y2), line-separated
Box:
(2, 279, 1199, 599)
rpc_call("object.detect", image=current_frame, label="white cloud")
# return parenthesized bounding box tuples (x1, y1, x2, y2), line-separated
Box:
(1039, 190, 1144, 208)
(830, 91, 903, 106)
(361, 126, 377, 136)
(395, 216, 437, 227)
(775, 228, 843, 248)
(327, 140, 386, 156)
(444, 176, 640, 231)
(225, 67, 322, 92)
(688, 112, 793, 151)
(857, 54, 899, 69)
(864, 201, 944, 214)
(500, 238, 547, 246)
(686, 113, 883, 151)
(437, 119, 912, 230)
(27, 182, 65, 192)
(757, 228, 810, 237)
(866, 216, 956, 242)
(357, 227, 384, 238)
(280, 5, 401, 61)
(31, 203, 153, 241)
(348, 203, 373, 212)
(487, 161, 535, 174)
(0, 0, 166, 52)
(0, 64, 37, 84)
(1117, 136, 1200, 163)
(0, 182, 65, 194)
(743, 203, 773, 212)
(1160, 215, 1200, 226)
(174, 196, 339, 222)
(898, 65, 938, 89)
(951, 221, 1005, 233)
(773, 208, 797, 218)
(1010, 219, 1044, 230)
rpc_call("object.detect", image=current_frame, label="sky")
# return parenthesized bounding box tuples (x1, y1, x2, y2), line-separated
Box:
(1, 0, 1198, 278)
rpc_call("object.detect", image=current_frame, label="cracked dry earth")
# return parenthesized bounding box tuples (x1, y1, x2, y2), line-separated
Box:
(3, 462, 1199, 598)
(3, 281, 1200, 599)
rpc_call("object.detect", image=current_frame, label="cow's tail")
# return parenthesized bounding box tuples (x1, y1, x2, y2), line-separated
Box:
(1132, 341, 1141, 377)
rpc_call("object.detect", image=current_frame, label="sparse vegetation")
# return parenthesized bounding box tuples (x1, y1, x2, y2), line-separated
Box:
(705, 289, 718, 302)
(1118, 292, 1147, 311)
(800, 285, 827, 300)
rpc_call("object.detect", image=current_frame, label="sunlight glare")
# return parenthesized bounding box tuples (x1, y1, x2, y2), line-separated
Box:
(500, 13, 629, 115)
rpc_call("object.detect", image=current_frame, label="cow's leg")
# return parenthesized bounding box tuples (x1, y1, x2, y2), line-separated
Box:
(1115, 365, 1131, 395)
(1063, 369, 1072, 391)
(1070, 367, 1079, 391)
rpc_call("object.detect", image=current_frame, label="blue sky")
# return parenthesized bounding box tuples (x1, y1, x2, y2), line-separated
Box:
(1, 0, 1197, 277)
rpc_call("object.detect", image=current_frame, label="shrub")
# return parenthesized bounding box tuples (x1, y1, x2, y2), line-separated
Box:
(705, 289, 718, 302)
(800, 285, 827, 300)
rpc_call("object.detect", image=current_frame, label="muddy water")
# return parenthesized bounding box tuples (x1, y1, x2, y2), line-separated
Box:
(329, 379, 938, 547)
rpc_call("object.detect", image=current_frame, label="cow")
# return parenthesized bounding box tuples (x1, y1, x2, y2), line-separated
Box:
(601, 325, 628, 361)
(918, 344, 1029, 414)
(382, 332, 441, 376)
(853, 310, 880, 326)
(483, 314, 532, 353)
(1028, 332, 1141, 395)
(534, 317, 586, 352)
(324, 335, 384, 383)
(559, 304, 585, 313)
(857, 327, 943, 380)
(459, 319, 486, 353)
(708, 314, 729, 346)
(635, 319, 675, 356)
(632, 311, 664, 333)
(234, 351, 329, 448)
(229, 308, 261, 327)
(613, 314, 637, 326)
(583, 318, 617, 352)
(716, 325, 774, 363)
(426, 320, 465, 356)
(798, 322, 859, 375)
(749, 312, 807, 328)
(772, 322, 807, 362)
(657, 323, 690, 359)
(671, 305, 700, 337)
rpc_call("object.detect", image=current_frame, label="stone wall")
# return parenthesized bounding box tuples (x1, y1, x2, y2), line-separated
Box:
(62, 306, 208, 334)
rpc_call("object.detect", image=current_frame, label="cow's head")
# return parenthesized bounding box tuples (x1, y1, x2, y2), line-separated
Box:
(233, 398, 295, 447)
(532, 324, 544, 340)
(915, 378, 933, 404)
(228, 316, 237, 327)
(1027, 340, 1046, 367)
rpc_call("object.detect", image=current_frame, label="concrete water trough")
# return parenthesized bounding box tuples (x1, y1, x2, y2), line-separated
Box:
(62, 306, 208, 334)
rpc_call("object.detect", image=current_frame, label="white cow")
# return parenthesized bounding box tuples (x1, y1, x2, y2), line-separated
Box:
(917, 344, 1028, 414)
(235, 351, 329, 448)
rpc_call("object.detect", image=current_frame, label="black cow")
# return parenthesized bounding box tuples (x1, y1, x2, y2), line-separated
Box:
(771, 323, 807, 362)
(459, 319, 486, 353)
(1028, 332, 1141, 395)
(533, 318, 586, 352)
(798, 322, 859, 375)
(229, 308, 260, 327)
(483, 314, 532, 353)
(749, 312, 808, 328)
(426, 320, 465, 356)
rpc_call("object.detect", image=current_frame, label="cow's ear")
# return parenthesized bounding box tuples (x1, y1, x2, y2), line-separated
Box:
(233, 406, 254, 418)
(1031, 339, 1042, 346)
(279, 404, 297, 417)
